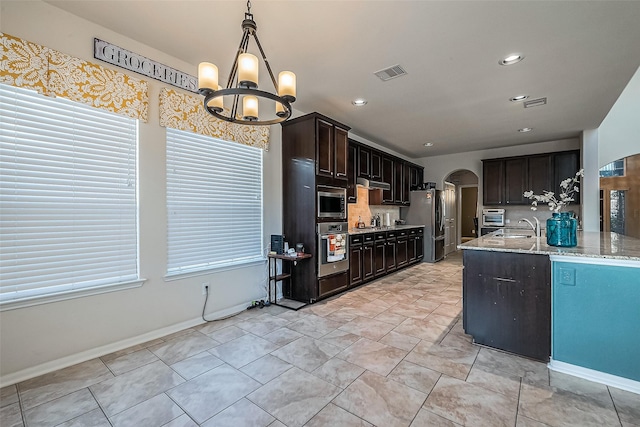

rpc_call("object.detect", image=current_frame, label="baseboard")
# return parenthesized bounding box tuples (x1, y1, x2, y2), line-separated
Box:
(548, 359, 640, 394)
(0, 301, 250, 388)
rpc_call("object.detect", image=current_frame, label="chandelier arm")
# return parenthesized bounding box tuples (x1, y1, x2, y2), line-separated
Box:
(227, 28, 251, 89)
(204, 88, 292, 125)
(252, 33, 279, 91)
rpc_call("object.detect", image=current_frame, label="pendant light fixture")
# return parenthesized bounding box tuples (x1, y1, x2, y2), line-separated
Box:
(198, 0, 296, 125)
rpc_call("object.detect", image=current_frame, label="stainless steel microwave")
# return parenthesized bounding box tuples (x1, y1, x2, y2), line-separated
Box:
(482, 208, 505, 227)
(317, 186, 346, 220)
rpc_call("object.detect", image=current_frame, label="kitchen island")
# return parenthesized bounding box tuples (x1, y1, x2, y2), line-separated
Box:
(459, 230, 640, 393)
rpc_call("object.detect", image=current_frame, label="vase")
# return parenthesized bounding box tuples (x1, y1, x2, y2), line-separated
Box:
(546, 212, 577, 247)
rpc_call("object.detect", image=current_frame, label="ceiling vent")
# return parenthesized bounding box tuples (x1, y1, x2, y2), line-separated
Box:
(374, 65, 407, 81)
(523, 97, 547, 108)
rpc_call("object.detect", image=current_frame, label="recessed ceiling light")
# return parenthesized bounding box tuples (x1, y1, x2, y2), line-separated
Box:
(499, 54, 524, 66)
(424, 142, 433, 147)
(510, 95, 529, 102)
(518, 127, 533, 133)
(352, 99, 367, 106)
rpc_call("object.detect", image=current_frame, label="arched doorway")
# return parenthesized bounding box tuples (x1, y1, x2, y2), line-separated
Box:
(443, 170, 479, 253)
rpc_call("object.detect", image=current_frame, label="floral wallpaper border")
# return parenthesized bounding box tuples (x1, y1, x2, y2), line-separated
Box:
(159, 88, 270, 151)
(0, 32, 148, 122)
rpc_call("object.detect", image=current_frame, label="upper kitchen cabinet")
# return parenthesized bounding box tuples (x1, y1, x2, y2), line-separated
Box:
(483, 150, 580, 206)
(409, 165, 423, 190)
(394, 161, 405, 205)
(347, 141, 358, 203)
(357, 145, 371, 179)
(483, 160, 505, 205)
(553, 150, 580, 204)
(382, 155, 394, 204)
(370, 150, 382, 181)
(283, 112, 351, 188)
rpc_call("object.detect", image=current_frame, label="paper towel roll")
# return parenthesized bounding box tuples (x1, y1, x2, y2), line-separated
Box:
(385, 213, 391, 227)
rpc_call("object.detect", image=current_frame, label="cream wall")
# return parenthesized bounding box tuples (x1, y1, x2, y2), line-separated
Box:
(0, 1, 283, 382)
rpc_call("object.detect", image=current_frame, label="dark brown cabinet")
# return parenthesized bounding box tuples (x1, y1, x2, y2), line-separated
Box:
(409, 165, 423, 190)
(527, 154, 551, 196)
(371, 151, 382, 180)
(396, 230, 408, 267)
(382, 156, 394, 203)
(316, 118, 348, 182)
(553, 150, 580, 204)
(374, 234, 386, 276)
(483, 150, 580, 206)
(463, 250, 551, 362)
(349, 235, 363, 286)
(385, 232, 397, 272)
(357, 145, 370, 179)
(504, 158, 528, 205)
(394, 162, 404, 205)
(415, 234, 424, 260)
(483, 160, 505, 205)
(363, 238, 375, 281)
(347, 142, 358, 203)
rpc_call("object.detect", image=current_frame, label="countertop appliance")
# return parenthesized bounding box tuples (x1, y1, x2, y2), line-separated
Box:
(482, 208, 505, 227)
(317, 222, 349, 279)
(317, 186, 346, 220)
(404, 189, 445, 262)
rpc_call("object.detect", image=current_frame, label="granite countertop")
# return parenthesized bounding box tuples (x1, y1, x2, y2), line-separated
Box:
(349, 224, 425, 235)
(458, 229, 640, 261)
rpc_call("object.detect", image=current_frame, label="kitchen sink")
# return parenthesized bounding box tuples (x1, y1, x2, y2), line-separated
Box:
(497, 234, 532, 239)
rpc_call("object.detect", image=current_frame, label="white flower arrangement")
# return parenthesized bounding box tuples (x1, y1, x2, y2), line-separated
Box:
(523, 169, 584, 212)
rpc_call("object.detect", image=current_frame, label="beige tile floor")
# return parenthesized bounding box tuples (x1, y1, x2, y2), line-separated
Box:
(2, 251, 639, 427)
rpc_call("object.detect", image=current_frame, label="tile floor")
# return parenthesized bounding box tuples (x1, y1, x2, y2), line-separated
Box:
(2, 252, 639, 427)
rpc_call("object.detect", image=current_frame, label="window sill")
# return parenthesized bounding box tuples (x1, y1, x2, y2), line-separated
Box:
(164, 258, 267, 282)
(0, 279, 147, 312)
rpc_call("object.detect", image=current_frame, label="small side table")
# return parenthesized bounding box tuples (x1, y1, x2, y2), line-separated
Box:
(267, 253, 312, 310)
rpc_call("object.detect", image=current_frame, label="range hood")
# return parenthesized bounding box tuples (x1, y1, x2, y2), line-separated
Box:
(357, 177, 390, 191)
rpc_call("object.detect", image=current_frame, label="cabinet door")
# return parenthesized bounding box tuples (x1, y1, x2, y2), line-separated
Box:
(371, 151, 382, 180)
(527, 155, 551, 196)
(394, 162, 404, 205)
(386, 241, 396, 271)
(483, 160, 504, 205)
(363, 243, 374, 280)
(347, 142, 358, 203)
(402, 163, 410, 205)
(408, 236, 416, 263)
(349, 245, 363, 286)
(410, 166, 423, 190)
(553, 150, 580, 204)
(415, 235, 424, 260)
(382, 156, 394, 203)
(374, 241, 386, 276)
(317, 119, 334, 177)
(504, 157, 528, 205)
(396, 238, 408, 267)
(358, 145, 371, 178)
(334, 127, 348, 181)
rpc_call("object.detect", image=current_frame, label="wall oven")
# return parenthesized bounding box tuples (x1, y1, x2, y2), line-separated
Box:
(317, 222, 349, 278)
(317, 186, 346, 220)
(482, 208, 505, 227)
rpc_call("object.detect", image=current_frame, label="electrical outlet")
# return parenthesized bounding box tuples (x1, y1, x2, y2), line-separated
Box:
(201, 282, 209, 295)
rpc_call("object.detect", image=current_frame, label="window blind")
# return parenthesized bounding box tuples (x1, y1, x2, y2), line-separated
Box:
(0, 84, 139, 306)
(166, 128, 263, 275)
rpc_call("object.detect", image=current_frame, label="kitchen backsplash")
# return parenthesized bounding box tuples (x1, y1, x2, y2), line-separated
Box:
(348, 187, 400, 228)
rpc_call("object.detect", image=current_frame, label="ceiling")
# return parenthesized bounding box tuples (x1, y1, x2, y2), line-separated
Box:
(43, 0, 640, 158)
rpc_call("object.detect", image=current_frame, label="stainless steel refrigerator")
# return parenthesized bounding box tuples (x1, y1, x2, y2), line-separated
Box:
(404, 189, 445, 262)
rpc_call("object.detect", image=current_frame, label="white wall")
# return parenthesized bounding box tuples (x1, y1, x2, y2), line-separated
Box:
(598, 66, 640, 167)
(0, 1, 283, 382)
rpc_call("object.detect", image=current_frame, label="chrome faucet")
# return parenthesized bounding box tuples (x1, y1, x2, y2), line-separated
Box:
(519, 217, 541, 238)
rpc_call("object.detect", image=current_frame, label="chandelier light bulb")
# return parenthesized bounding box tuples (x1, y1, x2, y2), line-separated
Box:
(238, 53, 259, 88)
(278, 71, 296, 102)
(243, 95, 259, 121)
(198, 62, 218, 91)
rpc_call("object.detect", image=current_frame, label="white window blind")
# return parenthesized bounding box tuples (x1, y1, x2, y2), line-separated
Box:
(0, 84, 139, 307)
(166, 128, 263, 275)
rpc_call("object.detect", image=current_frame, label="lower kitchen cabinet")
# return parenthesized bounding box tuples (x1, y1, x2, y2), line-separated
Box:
(463, 250, 551, 362)
(319, 272, 349, 297)
(374, 238, 386, 276)
(396, 231, 408, 268)
(386, 234, 397, 272)
(363, 239, 375, 281)
(349, 235, 363, 286)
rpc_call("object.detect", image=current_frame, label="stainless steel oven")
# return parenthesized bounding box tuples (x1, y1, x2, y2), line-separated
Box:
(317, 186, 346, 220)
(317, 222, 349, 277)
(482, 208, 505, 227)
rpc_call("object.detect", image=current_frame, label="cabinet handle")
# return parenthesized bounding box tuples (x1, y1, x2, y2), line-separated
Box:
(494, 277, 516, 282)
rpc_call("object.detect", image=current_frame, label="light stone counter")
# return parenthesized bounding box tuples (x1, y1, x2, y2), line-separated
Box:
(348, 224, 424, 235)
(458, 230, 640, 262)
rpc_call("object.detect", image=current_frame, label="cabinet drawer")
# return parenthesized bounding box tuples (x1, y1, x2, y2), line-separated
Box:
(319, 272, 348, 297)
(386, 231, 397, 239)
(350, 235, 363, 245)
(375, 232, 386, 241)
(398, 230, 408, 237)
(363, 233, 374, 243)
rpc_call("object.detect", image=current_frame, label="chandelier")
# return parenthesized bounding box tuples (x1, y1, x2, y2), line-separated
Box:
(197, 1, 296, 126)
